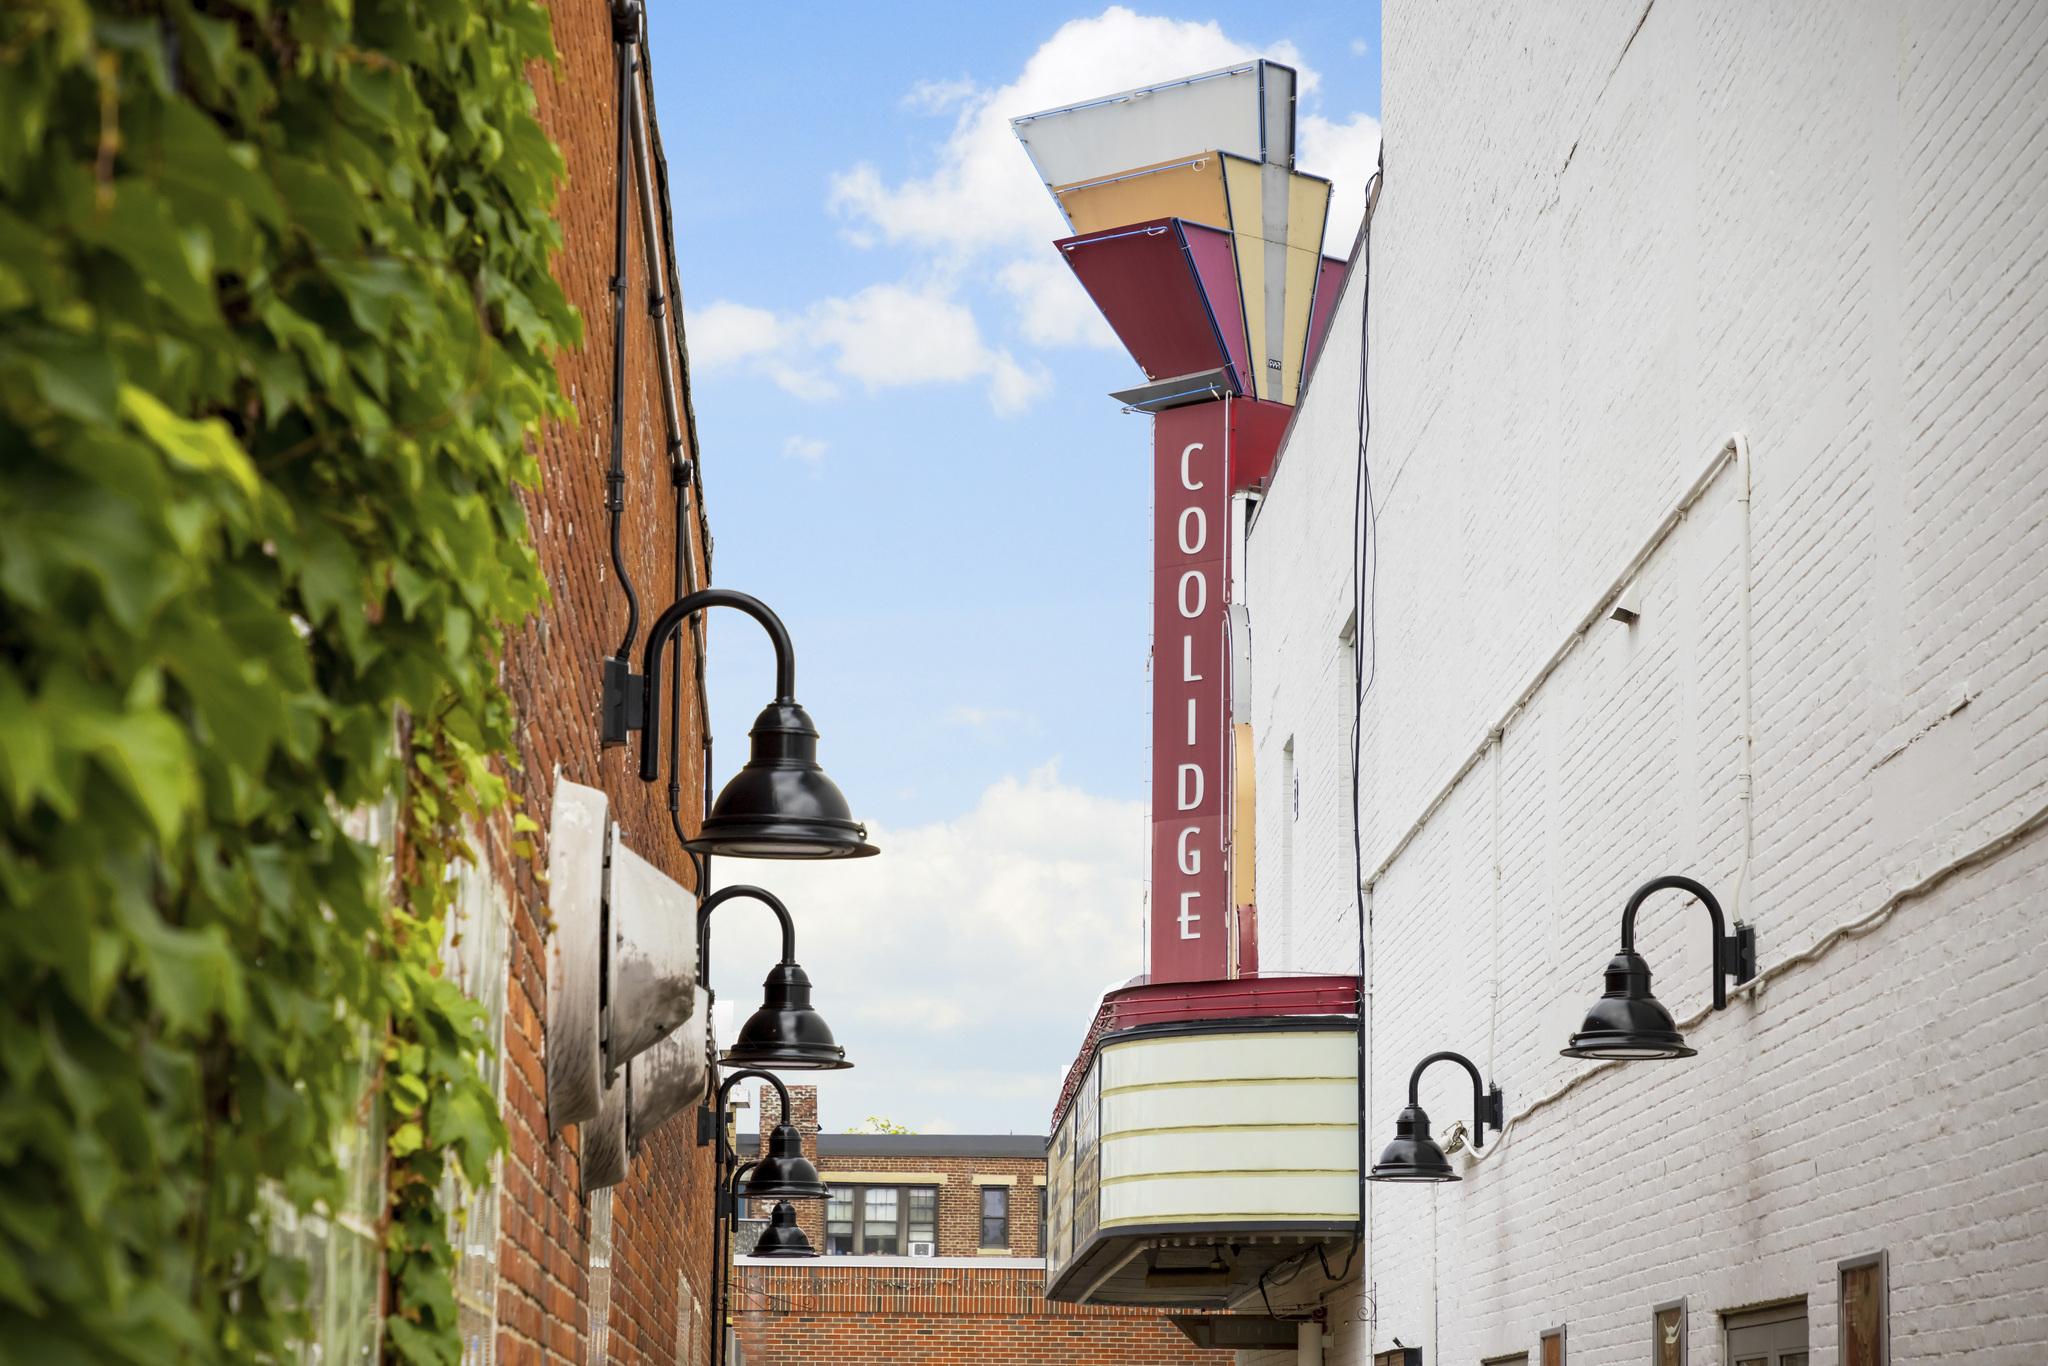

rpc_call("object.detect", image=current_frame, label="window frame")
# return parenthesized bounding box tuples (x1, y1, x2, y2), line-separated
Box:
(1653, 1296, 1688, 1366)
(1540, 1324, 1565, 1366)
(1722, 1298, 1808, 1366)
(1838, 1251, 1889, 1366)
(979, 1184, 1010, 1249)
(823, 1183, 939, 1256)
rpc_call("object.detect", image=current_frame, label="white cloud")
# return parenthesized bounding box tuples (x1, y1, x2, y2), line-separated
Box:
(686, 300, 783, 368)
(782, 435, 829, 466)
(685, 284, 1051, 416)
(763, 362, 840, 402)
(1300, 111, 1383, 254)
(707, 765, 1146, 1134)
(997, 256, 1119, 350)
(828, 9, 1308, 259)
(903, 76, 980, 116)
(943, 704, 1030, 729)
(1350, 37, 1372, 58)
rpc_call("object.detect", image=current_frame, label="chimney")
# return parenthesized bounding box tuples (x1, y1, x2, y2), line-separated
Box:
(755, 1083, 820, 1164)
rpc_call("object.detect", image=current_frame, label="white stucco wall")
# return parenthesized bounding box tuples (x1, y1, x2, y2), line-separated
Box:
(1244, 1, 2048, 1362)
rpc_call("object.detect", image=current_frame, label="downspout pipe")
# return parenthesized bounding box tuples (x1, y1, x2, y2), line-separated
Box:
(1733, 433, 1755, 923)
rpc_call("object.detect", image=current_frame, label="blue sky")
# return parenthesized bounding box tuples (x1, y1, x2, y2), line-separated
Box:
(644, 5, 1381, 1136)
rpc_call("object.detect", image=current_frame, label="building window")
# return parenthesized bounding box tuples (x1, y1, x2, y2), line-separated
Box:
(1654, 1298, 1687, 1366)
(1038, 1185, 1048, 1256)
(980, 1186, 1009, 1248)
(270, 802, 393, 1363)
(1372, 1350, 1420, 1366)
(1724, 1299, 1807, 1366)
(825, 1187, 854, 1254)
(1541, 1326, 1565, 1366)
(863, 1187, 900, 1254)
(441, 866, 511, 1364)
(1839, 1253, 1888, 1366)
(824, 1185, 937, 1255)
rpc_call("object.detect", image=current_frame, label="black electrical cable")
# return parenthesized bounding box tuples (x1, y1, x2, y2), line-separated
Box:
(604, 29, 640, 660)
(1351, 149, 1384, 1270)
(632, 10, 714, 894)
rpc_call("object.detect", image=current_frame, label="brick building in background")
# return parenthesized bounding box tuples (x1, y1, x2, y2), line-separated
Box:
(728, 1086, 1231, 1365)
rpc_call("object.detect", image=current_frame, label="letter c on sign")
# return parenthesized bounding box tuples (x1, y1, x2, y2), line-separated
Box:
(1180, 442, 1205, 491)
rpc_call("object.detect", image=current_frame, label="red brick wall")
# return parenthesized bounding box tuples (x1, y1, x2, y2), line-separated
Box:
(730, 1265, 1233, 1366)
(488, 2, 719, 1361)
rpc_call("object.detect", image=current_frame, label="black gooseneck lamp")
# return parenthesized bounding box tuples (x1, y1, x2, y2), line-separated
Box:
(1368, 1051, 1505, 1184)
(708, 1069, 828, 1366)
(749, 1201, 818, 1259)
(1561, 874, 1758, 1061)
(698, 885, 851, 1071)
(716, 1069, 827, 1201)
(724, 1160, 817, 1260)
(601, 587, 878, 860)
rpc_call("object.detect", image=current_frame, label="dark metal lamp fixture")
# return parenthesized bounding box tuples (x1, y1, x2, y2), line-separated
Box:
(716, 1069, 828, 1201)
(603, 587, 878, 859)
(750, 1201, 818, 1259)
(698, 885, 851, 1071)
(1561, 874, 1758, 1061)
(1368, 1050, 1504, 1184)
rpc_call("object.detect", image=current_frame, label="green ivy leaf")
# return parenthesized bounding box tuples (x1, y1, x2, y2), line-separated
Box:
(117, 385, 257, 499)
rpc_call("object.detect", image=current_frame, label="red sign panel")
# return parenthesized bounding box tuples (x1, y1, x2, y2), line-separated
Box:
(1149, 403, 1233, 982)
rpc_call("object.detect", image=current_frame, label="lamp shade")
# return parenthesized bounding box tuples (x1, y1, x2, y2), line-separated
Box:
(740, 1123, 828, 1201)
(1560, 950, 1695, 1060)
(724, 961, 851, 1071)
(686, 702, 879, 860)
(1368, 1103, 1457, 1183)
(751, 1201, 818, 1259)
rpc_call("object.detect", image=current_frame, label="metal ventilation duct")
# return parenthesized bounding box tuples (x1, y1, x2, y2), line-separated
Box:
(545, 777, 608, 1132)
(605, 828, 697, 1070)
(627, 989, 711, 1152)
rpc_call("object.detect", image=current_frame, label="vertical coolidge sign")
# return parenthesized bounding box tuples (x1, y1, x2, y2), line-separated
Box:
(1150, 402, 1233, 982)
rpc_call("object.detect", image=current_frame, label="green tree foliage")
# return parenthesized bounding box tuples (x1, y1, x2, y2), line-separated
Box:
(0, 2, 575, 1360)
(853, 1116, 917, 1135)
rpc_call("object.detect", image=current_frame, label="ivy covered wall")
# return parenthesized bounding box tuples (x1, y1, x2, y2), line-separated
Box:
(0, 2, 577, 1360)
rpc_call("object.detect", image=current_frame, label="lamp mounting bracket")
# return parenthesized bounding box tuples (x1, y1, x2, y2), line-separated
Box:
(1725, 923, 1758, 986)
(1483, 1083, 1505, 1136)
(600, 656, 645, 747)
(610, 0, 642, 42)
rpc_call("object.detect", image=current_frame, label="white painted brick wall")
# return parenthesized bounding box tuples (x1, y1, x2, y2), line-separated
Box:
(1243, 0, 2048, 1362)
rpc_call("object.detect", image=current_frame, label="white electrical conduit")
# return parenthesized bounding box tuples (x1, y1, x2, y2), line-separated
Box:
(1471, 792, 2048, 1161)
(1363, 434, 1751, 891)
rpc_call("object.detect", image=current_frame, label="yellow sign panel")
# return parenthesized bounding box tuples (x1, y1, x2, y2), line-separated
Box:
(1221, 154, 1333, 404)
(1054, 154, 1230, 236)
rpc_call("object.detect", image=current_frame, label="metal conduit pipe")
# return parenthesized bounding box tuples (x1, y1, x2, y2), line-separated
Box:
(603, 21, 639, 659)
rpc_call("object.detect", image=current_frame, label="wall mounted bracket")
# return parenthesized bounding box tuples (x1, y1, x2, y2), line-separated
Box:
(601, 656, 645, 747)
